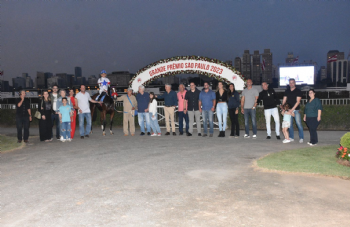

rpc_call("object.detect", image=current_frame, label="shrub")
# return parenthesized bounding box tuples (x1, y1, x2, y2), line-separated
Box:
(336, 133, 350, 161)
(340, 132, 350, 148)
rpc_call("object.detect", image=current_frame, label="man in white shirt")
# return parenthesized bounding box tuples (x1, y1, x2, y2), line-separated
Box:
(75, 85, 102, 139)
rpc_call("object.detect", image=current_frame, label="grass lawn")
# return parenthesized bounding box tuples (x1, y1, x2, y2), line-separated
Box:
(0, 134, 23, 153)
(257, 145, 350, 179)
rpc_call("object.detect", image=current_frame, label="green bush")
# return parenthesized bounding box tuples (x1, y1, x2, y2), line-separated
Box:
(340, 132, 350, 148)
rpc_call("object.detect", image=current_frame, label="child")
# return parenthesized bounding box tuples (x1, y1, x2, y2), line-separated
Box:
(148, 92, 161, 136)
(281, 103, 295, 143)
(96, 70, 110, 102)
(59, 97, 72, 142)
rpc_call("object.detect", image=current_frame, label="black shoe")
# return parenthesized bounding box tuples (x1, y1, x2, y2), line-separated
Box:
(218, 131, 222, 137)
(198, 133, 201, 136)
(266, 136, 271, 139)
(85, 135, 89, 138)
(202, 134, 207, 137)
(276, 136, 281, 140)
(222, 131, 225, 137)
(140, 132, 145, 136)
(187, 133, 192, 136)
(17, 140, 22, 143)
(172, 132, 176, 136)
(147, 132, 151, 136)
(165, 132, 170, 135)
(81, 136, 84, 139)
(179, 132, 183, 135)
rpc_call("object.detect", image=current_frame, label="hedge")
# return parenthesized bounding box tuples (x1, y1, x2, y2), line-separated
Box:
(1, 105, 349, 130)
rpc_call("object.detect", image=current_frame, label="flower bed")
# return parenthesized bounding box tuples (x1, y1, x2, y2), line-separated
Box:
(335, 132, 350, 167)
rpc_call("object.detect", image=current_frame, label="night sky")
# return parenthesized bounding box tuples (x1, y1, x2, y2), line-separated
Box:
(2, 0, 349, 83)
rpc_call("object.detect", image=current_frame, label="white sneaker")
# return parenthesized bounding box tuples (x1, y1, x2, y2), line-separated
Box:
(299, 139, 304, 143)
(290, 138, 294, 142)
(283, 139, 291, 143)
(307, 142, 311, 145)
(61, 139, 66, 142)
(252, 135, 257, 139)
(157, 133, 161, 136)
(151, 133, 157, 137)
(309, 143, 317, 146)
(67, 138, 72, 142)
(244, 134, 250, 138)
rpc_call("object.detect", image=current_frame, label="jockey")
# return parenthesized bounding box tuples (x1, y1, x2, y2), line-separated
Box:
(96, 70, 110, 102)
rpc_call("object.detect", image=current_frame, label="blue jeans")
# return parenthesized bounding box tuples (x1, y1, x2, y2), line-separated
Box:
(202, 110, 214, 134)
(61, 122, 71, 139)
(138, 112, 151, 133)
(216, 103, 228, 131)
(244, 109, 257, 135)
(289, 110, 304, 139)
(79, 113, 91, 136)
(178, 111, 189, 134)
(51, 113, 60, 139)
(149, 113, 161, 134)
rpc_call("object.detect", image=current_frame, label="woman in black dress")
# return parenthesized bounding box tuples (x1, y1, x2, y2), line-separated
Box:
(39, 90, 53, 142)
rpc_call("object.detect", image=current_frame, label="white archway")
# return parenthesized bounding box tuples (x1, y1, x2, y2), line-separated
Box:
(129, 56, 246, 91)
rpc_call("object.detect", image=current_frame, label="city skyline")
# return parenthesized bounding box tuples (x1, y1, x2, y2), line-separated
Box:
(1, 1, 350, 84)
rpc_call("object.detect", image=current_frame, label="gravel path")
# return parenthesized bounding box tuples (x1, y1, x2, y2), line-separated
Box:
(1, 127, 349, 227)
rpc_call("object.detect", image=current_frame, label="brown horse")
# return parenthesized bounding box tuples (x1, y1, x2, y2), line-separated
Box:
(90, 87, 118, 136)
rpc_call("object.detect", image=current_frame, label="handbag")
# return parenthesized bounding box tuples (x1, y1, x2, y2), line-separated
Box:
(127, 95, 137, 116)
(34, 100, 44, 119)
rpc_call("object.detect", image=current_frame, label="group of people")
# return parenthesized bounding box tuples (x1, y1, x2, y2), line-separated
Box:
(15, 72, 323, 146)
(16, 79, 103, 143)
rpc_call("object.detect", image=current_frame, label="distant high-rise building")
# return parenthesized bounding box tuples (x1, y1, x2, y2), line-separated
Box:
(261, 49, 273, 84)
(47, 76, 64, 88)
(12, 77, 26, 90)
(330, 60, 349, 86)
(0, 80, 10, 92)
(88, 75, 98, 85)
(44, 72, 53, 88)
(36, 71, 46, 89)
(25, 76, 33, 88)
(251, 50, 261, 84)
(234, 57, 242, 72)
(327, 50, 344, 79)
(75, 67, 82, 78)
(285, 52, 294, 64)
(22, 73, 28, 78)
(242, 50, 251, 80)
(56, 73, 68, 88)
(109, 71, 134, 87)
(318, 66, 326, 81)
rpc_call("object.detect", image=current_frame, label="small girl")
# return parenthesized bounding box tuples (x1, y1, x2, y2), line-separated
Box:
(148, 92, 161, 136)
(281, 103, 295, 143)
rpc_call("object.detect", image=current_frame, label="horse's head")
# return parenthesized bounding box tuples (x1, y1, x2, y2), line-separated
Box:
(111, 87, 118, 100)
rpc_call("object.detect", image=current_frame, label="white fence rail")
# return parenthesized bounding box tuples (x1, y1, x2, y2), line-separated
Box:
(1, 99, 349, 129)
(1, 99, 350, 110)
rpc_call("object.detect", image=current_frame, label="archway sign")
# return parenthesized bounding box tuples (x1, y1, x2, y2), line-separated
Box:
(129, 56, 246, 92)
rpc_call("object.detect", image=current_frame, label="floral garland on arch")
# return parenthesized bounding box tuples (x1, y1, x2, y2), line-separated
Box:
(129, 56, 246, 88)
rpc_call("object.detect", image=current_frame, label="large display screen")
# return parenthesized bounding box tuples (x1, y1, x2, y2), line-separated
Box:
(279, 66, 314, 86)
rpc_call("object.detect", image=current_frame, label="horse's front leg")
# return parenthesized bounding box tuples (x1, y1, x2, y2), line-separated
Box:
(110, 112, 114, 135)
(101, 111, 106, 136)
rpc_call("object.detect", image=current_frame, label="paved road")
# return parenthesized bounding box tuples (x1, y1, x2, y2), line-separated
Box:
(1, 127, 349, 227)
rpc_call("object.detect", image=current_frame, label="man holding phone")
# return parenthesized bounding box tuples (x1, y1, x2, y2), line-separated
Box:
(16, 90, 32, 143)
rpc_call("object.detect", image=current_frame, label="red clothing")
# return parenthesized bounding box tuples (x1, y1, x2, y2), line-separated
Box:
(70, 96, 77, 138)
(177, 90, 188, 111)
